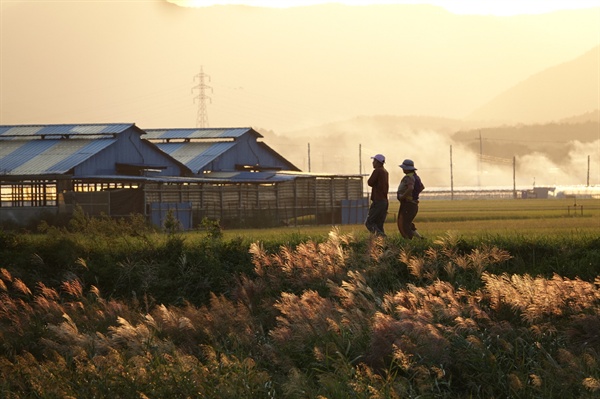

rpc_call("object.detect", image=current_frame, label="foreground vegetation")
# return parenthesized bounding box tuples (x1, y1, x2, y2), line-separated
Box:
(1, 200, 599, 398)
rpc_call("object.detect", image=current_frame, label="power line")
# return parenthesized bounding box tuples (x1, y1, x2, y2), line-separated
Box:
(467, 136, 573, 144)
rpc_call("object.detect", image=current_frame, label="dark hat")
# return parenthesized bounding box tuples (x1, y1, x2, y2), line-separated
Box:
(399, 159, 417, 171)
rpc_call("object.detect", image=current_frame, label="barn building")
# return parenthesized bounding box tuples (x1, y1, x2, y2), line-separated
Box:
(0, 124, 367, 229)
(0, 123, 190, 226)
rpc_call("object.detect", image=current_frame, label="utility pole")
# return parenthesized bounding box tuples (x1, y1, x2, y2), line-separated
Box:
(587, 155, 590, 186)
(307, 143, 311, 172)
(478, 131, 482, 187)
(192, 66, 212, 128)
(513, 156, 516, 198)
(450, 145, 454, 200)
(359, 144, 362, 175)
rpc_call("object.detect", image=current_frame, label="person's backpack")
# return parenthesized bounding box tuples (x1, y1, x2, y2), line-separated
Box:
(413, 174, 425, 200)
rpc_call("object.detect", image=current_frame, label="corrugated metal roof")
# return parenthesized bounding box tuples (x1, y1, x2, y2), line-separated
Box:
(154, 141, 235, 173)
(76, 172, 300, 184)
(144, 127, 260, 141)
(0, 138, 115, 175)
(73, 170, 358, 184)
(205, 171, 296, 182)
(83, 171, 298, 184)
(0, 123, 135, 140)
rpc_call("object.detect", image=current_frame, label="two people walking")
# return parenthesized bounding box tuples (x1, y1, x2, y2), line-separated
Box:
(366, 154, 424, 239)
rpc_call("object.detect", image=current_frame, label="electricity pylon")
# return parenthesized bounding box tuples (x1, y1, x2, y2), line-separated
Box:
(192, 66, 212, 128)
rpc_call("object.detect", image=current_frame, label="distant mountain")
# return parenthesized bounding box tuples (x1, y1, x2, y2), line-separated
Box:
(466, 45, 600, 124)
(558, 109, 600, 124)
(275, 115, 476, 138)
(452, 119, 599, 164)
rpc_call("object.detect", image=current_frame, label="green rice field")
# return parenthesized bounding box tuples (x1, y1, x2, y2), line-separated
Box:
(221, 198, 600, 241)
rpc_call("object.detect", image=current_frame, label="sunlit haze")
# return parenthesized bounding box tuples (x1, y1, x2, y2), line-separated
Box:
(173, 0, 600, 15)
(1, 0, 599, 188)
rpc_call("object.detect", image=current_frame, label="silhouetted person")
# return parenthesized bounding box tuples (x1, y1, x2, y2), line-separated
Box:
(397, 159, 424, 239)
(365, 154, 389, 236)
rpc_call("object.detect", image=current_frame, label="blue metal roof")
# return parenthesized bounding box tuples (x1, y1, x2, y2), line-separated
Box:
(75, 172, 301, 184)
(154, 141, 236, 173)
(0, 138, 115, 175)
(144, 127, 260, 141)
(204, 171, 297, 182)
(0, 123, 136, 140)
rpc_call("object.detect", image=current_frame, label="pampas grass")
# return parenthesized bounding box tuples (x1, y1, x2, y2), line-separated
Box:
(1, 227, 599, 398)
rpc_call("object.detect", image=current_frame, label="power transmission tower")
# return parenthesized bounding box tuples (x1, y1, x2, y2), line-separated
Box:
(192, 66, 212, 128)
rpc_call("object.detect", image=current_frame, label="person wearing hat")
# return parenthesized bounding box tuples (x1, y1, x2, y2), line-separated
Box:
(396, 159, 425, 239)
(365, 153, 389, 236)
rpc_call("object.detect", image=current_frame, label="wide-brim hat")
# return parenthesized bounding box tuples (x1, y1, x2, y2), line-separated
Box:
(371, 154, 385, 163)
(399, 159, 417, 170)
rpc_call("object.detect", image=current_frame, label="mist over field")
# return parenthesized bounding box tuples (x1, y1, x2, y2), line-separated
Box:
(265, 115, 600, 189)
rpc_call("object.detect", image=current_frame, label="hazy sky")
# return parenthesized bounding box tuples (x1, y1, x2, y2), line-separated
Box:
(2, 0, 598, 130)
(1, 0, 599, 187)
(172, 0, 600, 15)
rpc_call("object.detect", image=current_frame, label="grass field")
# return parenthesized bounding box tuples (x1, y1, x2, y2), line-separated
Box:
(220, 198, 600, 241)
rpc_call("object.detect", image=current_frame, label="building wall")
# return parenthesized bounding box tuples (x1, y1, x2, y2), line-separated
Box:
(143, 176, 364, 228)
(74, 129, 186, 177)
(200, 134, 297, 172)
